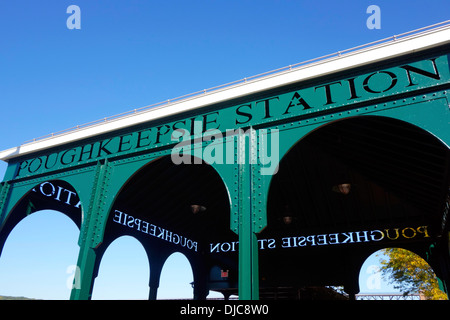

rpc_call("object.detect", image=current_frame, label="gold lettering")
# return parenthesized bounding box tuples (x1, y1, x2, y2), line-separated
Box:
(384, 228, 400, 240)
(401, 227, 416, 239)
(416, 225, 430, 238)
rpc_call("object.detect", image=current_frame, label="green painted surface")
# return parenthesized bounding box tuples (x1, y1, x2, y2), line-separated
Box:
(0, 47, 449, 300)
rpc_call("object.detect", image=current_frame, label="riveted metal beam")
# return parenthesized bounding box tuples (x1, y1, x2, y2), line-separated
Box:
(0, 182, 11, 228)
(79, 159, 112, 248)
(71, 159, 112, 300)
(237, 128, 259, 300)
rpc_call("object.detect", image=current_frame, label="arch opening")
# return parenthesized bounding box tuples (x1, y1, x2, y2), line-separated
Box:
(260, 115, 449, 298)
(92, 235, 150, 300)
(104, 156, 233, 248)
(0, 210, 79, 300)
(99, 155, 234, 299)
(358, 247, 448, 300)
(0, 180, 82, 260)
(158, 252, 194, 300)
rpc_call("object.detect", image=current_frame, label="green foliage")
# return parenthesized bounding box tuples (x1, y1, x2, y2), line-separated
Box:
(379, 248, 448, 300)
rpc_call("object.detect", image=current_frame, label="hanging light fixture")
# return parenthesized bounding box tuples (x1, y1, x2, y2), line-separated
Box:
(190, 204, 207, 214)
(282, 215, 293, 225)
(280, 205, 295, 225)
(190, 193, 207, 214)
(332, 183, 352, 195)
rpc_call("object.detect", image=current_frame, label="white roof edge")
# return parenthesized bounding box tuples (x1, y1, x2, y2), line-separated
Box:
(1, 24, 450, 162)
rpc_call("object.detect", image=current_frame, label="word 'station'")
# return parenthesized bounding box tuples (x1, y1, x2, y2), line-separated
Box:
(112, 210, 198, 252)
(210, 226, 431, 253)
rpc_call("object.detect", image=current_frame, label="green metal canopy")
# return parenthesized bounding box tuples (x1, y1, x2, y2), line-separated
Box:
(0, 22, 449, 300)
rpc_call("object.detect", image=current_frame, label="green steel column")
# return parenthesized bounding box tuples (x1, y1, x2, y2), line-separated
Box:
(238, 221, 259, 300)
(70, 246, 97, 300)
(148, 253, 166, 300)
(70, 160, 111, 300)
(237, 129, 259, 300)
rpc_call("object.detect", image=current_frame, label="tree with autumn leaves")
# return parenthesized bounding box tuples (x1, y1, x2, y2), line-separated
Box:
(379, 248, 448, 300)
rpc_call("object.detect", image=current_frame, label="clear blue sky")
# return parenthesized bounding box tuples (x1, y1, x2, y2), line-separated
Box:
(0, 0, 447, 299)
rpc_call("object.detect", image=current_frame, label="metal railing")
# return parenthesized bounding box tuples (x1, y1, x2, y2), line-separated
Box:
(22, 20, 450, 146)
(356, 293, 423, 300)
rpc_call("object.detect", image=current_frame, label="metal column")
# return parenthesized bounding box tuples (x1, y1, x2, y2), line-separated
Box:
(237, 128, 261, 300)
(70, 160, 111, 300)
